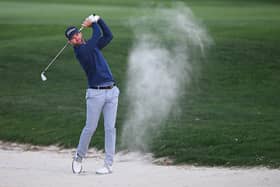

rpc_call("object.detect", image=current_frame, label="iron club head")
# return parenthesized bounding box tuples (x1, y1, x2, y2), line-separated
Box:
(41, 72, 47, 81)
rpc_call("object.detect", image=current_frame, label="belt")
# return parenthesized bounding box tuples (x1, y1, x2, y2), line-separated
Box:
(90, 83, 115, 90)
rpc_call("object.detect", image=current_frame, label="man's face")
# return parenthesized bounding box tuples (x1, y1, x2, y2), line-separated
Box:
(69, 32, 83, 45)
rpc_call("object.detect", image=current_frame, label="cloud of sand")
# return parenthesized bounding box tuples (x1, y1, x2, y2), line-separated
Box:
(121, 3, 212, 151)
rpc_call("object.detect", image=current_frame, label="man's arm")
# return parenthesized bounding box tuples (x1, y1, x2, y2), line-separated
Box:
(82, 15, 102, 47)
(91, 22, 101, 42)
(96, 18, 113, 50)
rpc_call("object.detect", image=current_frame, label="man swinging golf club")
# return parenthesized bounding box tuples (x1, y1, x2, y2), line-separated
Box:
(65, 14, 119, 174)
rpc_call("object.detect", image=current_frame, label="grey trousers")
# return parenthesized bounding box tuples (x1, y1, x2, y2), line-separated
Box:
(77, 86, 119, 166)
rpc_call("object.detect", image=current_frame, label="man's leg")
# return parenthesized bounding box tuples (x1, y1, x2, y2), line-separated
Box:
(103, 86, 119, 166)
(76, 89, 105, 158)
(96, 86, 119, 174)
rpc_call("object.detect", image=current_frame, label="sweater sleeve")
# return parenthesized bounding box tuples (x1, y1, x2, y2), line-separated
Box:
(96, 19, 113, 50)
(92, 22, 101, 41)
(87, 22, 101, 47)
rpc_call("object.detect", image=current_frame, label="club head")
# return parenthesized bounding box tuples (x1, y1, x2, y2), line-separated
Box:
(41, 72, 47, 81)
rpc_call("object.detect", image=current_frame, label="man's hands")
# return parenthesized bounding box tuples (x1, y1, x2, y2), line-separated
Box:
(87, 14, 100, 22)
(82, 19, 92, 28)
(82, 14, 100, 28)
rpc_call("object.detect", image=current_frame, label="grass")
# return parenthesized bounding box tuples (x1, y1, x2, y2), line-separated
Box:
(0, 0, 280, 167)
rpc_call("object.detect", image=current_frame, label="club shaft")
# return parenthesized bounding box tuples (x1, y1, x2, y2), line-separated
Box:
(42, 26, 84, 73)
(43, 42, 69, 72)
(79, 26, 84, 32)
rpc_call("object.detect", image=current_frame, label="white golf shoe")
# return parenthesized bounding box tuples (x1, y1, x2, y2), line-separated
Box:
(72, 154, 83, 174)
(96, 165, 113, 175)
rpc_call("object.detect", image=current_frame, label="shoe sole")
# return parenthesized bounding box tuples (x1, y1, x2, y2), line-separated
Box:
(96, 170, 113, 175)
(72, 159, 83, 174)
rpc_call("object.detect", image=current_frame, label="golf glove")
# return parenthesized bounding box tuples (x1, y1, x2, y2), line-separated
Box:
(87, 14, 100, 23)
(94, 15, 100, 22)
(87, 14, 95, 22)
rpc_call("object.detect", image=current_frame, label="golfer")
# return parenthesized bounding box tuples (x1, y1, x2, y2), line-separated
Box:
(65, 15, 119, 174)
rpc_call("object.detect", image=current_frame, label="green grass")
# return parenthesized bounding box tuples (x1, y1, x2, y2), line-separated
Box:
(0, 0, 280, 167)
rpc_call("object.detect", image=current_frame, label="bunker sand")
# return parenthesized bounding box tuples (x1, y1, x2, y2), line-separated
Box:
(0, 142, 279, 187)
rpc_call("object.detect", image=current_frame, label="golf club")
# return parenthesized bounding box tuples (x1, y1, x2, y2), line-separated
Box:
(40, 26, 84, 81)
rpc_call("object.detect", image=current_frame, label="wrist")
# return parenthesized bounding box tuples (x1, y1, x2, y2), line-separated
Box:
(94, 15, 100, 22)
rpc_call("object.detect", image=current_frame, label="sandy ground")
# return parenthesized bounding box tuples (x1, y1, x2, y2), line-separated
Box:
(0, 142, 279, 187)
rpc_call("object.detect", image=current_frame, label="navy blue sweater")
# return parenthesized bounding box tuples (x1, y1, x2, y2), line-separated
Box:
(74, 19, 114, 87)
